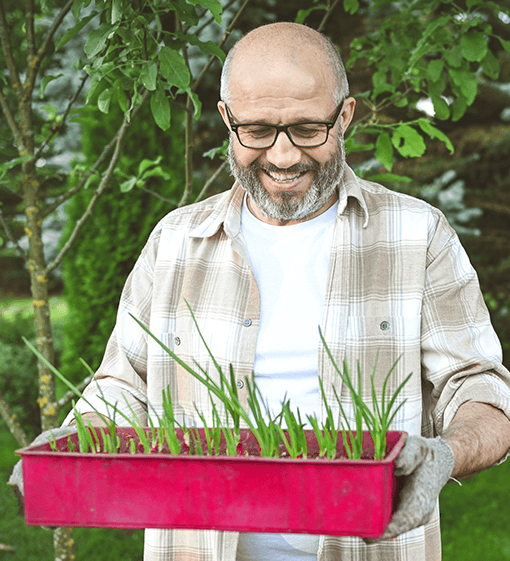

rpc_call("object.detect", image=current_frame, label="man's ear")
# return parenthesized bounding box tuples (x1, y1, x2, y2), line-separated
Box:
(217, 101, 231, 130)
(339, 97, 356, 134)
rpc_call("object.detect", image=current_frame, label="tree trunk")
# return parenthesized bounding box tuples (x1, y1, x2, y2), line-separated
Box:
(19, 87, 75, 561)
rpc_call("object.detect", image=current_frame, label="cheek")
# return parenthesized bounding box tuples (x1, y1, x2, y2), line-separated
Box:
(232, 142, 261, 169)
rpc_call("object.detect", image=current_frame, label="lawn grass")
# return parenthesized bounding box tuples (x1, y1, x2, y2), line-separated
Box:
(440, 457, 510, 560)
(0, 295, 68, 322)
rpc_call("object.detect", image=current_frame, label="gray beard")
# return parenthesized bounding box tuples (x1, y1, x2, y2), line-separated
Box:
(227, 135, 346, 222)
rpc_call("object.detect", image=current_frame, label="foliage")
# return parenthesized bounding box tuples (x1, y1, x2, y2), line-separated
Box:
(299, 0, 510, 180)
(59, 102, 185, 393)
(0, 306, 66, 440)
(0, 313, 39, 439)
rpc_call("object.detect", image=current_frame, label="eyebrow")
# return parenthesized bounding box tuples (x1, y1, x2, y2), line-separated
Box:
(232, 113, 330, 125)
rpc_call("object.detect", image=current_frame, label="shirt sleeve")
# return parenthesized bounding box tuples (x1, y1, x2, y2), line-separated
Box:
(63, 224, 163, 427)
(421, 211, 510, 462)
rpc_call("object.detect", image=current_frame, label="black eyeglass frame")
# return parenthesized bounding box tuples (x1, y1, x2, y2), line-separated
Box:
(224, 101, 344, 150)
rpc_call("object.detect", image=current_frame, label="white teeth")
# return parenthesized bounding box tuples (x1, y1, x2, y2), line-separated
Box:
(266, 171, 303, 182)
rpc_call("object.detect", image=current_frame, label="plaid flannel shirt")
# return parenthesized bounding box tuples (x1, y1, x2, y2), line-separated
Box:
(68, 166, 510, 561)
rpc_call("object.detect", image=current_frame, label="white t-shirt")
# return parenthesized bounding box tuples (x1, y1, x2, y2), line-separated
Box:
(237, 197, 338, 561)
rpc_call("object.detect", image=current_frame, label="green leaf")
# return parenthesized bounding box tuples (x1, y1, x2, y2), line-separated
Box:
(203, 140, 229, 160)
(461, 30, 488, 62)
(187, 0, 223, 25)
(449, 67, 477, 105)
(187, 90, 202, 120)
(417, 118, 454, 154)
(55, 12, 98, 51)
(0, 154, 32, 173)
(71, 0, 82, 20)
(39, 74, 63, 99)
(169, 0, 199, 26)
(111, 0, 123, 23)
(408, 17, 449, 68)
(139, 156, 162, 176)
(451, 94, 468, 121)
(151, 86, 171, 131)
(426, 59, 444, 83)
(159, 47, 190, 90)
(343, 0, 360, 15)
(295, 5, 327, 24)
(84, 22, 114, 58)
(141, 60, 157, 91)
(481, 50, 500, 80)
(430, 94, 450, 120)
(114, 80, 129, 113)
(391, 125, 426, 158)
(175, 32, 226, 63)
(98, 88, 113, 113)
(443, 47, 463, 68)
(367, 173, 412, 183)
(428, 76, 446, 98)
(498, 37, 510, 54)
(374, 132, 394, 171)
(120, 177, 136, 193)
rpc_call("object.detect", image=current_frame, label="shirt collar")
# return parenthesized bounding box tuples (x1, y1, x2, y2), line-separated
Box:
(189, 165, 369, 239)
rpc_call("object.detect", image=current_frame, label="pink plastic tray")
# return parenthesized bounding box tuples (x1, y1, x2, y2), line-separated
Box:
(18, 428, 406, 538)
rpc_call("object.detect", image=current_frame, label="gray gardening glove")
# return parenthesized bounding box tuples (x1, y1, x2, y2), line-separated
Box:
(365, 435, 455, 543)
(8, 426, 78, 515)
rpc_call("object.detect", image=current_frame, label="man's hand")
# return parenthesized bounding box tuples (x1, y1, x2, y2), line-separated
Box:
(365, 435, 455, 543)
(68, 412, 111, 427)
(8, 426, 78, 515)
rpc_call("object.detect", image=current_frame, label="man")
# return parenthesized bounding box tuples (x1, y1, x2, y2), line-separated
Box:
(63, 22, 510, 560)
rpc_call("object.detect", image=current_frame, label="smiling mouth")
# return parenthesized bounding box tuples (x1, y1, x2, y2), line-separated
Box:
(263, 169, 308, 183)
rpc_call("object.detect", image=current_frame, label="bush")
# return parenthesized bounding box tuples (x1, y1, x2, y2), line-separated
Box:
(0, 313, 39, 438)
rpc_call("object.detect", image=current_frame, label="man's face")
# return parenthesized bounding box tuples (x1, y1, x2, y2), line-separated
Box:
(226, 126, 346, 223)
(218, 51, 355, 225)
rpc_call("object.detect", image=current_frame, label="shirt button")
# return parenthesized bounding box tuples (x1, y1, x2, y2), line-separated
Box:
(236, 380, 244, 389)
(380, 321, 390, 331)
(174, 337, 181, 346)
(243, 319, 252, 327)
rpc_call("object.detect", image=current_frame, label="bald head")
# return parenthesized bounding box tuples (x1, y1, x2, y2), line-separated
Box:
(220, 23, 349, 105)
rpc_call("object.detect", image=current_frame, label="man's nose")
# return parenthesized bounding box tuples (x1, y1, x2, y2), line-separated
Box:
(264, 130, 302, 169)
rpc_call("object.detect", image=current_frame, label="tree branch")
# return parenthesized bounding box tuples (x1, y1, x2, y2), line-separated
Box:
(139, 186, 178, 206)
(0, 207, 27, 260)
(317, 0, 340, 32)
(0, 0, 22, 93)
(35, 74, 89, 161)
(195, 160, 227, 203)
(40, 141, 116, 219)
(44, 91, 149, 275)
(26, 0, 36, 59)
(0, 88, 26, 153)
(40, 91, 148, 219)
(194, 0, 238, 38)
(44, 119, 131, 275)
(57, 375, 93, 409)
(193, 0, 251, 93)
(0, 390, 30, 448)
(27, 0, 74, 93)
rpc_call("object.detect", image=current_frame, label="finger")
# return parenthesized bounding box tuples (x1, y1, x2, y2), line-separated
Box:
(394, 436, 429, 476)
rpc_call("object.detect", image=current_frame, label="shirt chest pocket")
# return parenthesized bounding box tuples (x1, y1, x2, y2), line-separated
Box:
(346, 315, 421, 343)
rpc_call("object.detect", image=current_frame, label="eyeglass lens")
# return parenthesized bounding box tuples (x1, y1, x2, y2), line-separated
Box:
(237, 123, 329, 149)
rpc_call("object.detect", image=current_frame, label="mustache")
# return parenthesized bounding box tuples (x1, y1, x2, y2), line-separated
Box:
(251, 161, 320, 175)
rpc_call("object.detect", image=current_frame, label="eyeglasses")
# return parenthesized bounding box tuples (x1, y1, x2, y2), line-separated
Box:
(225, 102, 344, 150)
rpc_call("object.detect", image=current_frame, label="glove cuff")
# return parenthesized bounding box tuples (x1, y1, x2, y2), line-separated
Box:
(433, 436, 456, 481)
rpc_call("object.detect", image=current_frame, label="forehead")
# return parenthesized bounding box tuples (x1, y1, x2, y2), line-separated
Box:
(228, 49, 336, 123)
